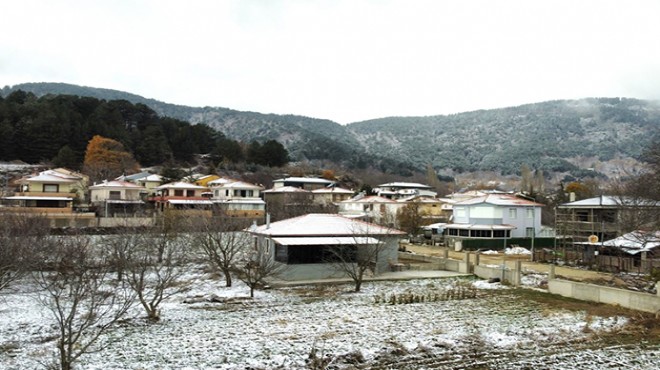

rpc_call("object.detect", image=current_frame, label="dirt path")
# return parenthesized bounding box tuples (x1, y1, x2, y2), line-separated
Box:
(403, 243, 614, 282)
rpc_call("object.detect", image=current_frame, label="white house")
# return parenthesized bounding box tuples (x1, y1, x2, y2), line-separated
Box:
(373, 182, 437, 199)
(152, 181, 212, 212)
(209, 178, 265, 219)
(445, 194, 543, 243)
(311, 186, 354, 205)
(272, 177, 334, 190)
(117, 172, 163, 196)
(248, 213, 405, 281)
(89, 180, 147, 217)
(338, 195, 402, 226)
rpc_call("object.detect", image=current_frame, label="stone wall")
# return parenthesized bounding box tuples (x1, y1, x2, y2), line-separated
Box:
(548, 279, 660, 314)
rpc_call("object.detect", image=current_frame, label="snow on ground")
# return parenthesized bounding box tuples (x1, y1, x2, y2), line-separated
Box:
(0, 249, 654, 369)
(1, 270, 657, 370)
(505, 246, 532, 255)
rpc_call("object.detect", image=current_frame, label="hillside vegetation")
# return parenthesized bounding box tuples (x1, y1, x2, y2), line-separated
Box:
(3, 83, 659, 178)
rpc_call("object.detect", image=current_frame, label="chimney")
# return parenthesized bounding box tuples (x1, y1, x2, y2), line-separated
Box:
(569, 192, 576, 202)
(266, 213, 271, 229)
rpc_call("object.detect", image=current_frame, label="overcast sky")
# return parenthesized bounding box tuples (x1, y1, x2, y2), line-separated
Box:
(2, 0, 659, 124)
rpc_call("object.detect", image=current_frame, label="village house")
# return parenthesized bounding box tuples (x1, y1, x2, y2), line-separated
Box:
(338, 195, 402, 226)
(151, 181, 212, 214)
(1, 168, 88, 213)
(272, 176, 334, 190)
(373, 182, 437, 199)
(556, 195, 660, 244)
(117, 172, 163, 196)
(247, 213, 406, 281)
(89, 180, 147, 217)
(311, 186, 354, 206)
(444, 194, 543, 249)
(208, 178, 266, 220)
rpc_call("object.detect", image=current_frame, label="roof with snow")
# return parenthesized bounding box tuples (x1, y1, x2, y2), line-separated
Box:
(311, 187, 353, 194)
(155, 181, 208, 190)
(602, 231, 660, 255)
(213, 181, 263, 190)
(340, 195, 397, 204)
(249, 213, 405, 237)
(559, 195, 660, 208)
(272, 236, 380, 246)
(397, 195, 443, 203)
(89, 180, 146, 189)
(207, 177, 235, 186)
(22, 169, 82, 183)
(273, 177, 334, 184)
(375, 182, 432, 189)
(454, 194, 543, 207)
(262, 186, 311, 194)
(116, 171, 152, 181)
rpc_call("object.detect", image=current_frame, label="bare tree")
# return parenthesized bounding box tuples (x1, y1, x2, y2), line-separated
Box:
(194, 217, 252, 287)
(120, 231, 190, 322)
(236, 242, 283, 298)
(152, 209, 186, 263)
(34, 234, 134, 370)
(329, 239, 389, 292)
(609, 139, 660, 235)
(396, 199, 429, 237)
(327, 222, 400, 292)
(0, 212, 49, 292)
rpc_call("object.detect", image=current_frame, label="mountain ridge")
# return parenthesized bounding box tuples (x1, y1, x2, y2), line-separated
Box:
(3, 82, 659, 178)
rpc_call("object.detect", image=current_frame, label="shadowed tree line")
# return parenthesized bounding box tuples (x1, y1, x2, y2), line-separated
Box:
(0, 90, 288, 169)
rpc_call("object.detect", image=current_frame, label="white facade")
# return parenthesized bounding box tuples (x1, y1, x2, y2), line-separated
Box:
(373, 182, 437, 199)
(448, 194, 543, 238)
(89, 181, 146, 203)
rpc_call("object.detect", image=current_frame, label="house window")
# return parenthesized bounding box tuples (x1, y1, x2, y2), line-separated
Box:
(526, 208, 534, 219)
(471, 229, 492, 238)
(174, 190, 184, 197)
(576, 211, 589, 222)
(43, 184, 59, 192)
(602, 210, 616, 223)
(493, 230, 506, 238)
(459, 229, 469, 237)
(186, 190, 195, 197)
(509, 208, 517, 218)
(526, 227, 535, 238)
(109, 191, 121, 200)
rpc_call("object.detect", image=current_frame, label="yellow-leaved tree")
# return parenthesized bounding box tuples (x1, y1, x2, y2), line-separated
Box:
(83, 135, 140, 182)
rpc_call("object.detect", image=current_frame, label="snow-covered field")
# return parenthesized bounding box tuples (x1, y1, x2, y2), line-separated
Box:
(1, 269, 658, 370)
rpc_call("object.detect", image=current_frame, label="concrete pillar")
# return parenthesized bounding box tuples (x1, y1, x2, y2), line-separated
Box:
(549, 264, 556, 280)
(443, 248, 449, 260)
(464, 252, 472, 273)
(474, 252, 480, 267)
(514, 260, 522, 287)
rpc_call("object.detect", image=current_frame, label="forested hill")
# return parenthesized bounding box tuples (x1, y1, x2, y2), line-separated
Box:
(1, 83, 413, 174)
(347, 98, 660, 176)
(3, 83, 659, 178)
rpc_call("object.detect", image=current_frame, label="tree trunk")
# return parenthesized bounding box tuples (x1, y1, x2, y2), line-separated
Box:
(223, 268, 232, 287)
(250, 286, 255, 298)
(354, 279, 362, 292)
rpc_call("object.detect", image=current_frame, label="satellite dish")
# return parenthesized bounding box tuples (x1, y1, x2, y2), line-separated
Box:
(588, 235, 599, 244)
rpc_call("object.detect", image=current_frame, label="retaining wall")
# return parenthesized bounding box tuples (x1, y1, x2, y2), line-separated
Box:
(548, 279, 660, 314)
